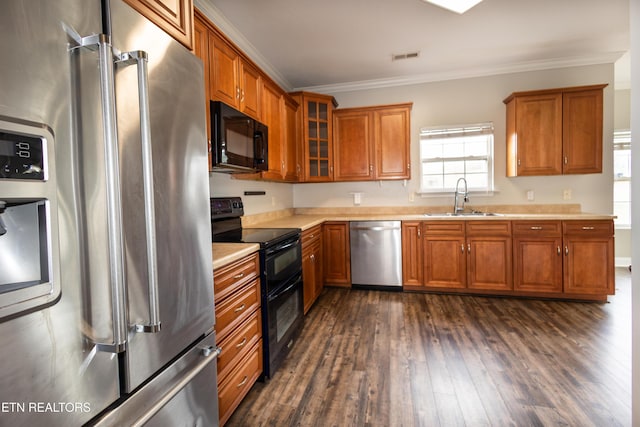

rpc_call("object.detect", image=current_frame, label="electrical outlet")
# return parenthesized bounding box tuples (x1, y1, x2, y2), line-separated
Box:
(409, 192, 415, 202)
(563, 189, 572, 200)
(271, 196, 276, 206)
(526, 190, 534, 201)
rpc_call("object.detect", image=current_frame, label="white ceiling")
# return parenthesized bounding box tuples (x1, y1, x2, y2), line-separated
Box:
(197, 0, 629, 92)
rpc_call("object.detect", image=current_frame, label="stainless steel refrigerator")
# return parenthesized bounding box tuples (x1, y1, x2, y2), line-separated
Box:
(0, 0, 219, 425)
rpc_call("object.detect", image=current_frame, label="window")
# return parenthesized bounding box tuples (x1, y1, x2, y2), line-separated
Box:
(419, 123, 494, 193)
(613, 129, 631, 227)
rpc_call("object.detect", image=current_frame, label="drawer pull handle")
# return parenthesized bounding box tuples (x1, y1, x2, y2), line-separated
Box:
(236, 337, 247, 348)
(234, 304, 246, 313)
(582, 226, 595, 230)
(237, 375, 248, 388)
(530, 226, 543, 230)
(233, 272, 245, 279)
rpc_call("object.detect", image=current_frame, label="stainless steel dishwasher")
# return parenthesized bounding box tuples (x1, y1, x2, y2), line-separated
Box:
(350, 221, 403, 289)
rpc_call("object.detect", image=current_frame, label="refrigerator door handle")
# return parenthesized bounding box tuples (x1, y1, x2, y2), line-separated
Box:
(117, 50, 162, 334)
(68, 32, 129, 353)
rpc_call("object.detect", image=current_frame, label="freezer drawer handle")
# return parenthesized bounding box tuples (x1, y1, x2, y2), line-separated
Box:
(118, 50, 162, 335)
(68, 31, 128, 353)
(130, 345, 221, 426)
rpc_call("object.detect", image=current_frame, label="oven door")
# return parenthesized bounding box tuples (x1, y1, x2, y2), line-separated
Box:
(264, 236, 302, 293)
(264, 273, 304, 378)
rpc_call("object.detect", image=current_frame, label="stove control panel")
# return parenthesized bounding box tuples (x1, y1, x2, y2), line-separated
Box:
(210, 197, 244, 220)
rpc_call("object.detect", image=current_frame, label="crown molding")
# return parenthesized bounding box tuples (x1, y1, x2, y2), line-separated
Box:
(193, 0, 294, 91)
(293, 52, 626, 93)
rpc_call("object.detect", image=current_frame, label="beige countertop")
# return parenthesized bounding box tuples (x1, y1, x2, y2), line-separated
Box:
(212, 243, 259, 270)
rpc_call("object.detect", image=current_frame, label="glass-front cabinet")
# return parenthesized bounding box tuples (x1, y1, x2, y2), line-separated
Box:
(290, 92, 337, 182)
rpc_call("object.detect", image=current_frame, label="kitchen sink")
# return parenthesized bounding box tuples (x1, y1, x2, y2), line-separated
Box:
(423, 212, 502, 217)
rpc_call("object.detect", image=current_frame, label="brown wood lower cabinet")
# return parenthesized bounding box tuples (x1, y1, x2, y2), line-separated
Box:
(323, 221, 351, 287)
(402, 219, 614, 301)
(513, 221, 563, 293)
(302, 225, 323, 313)
(214, 252, 262, 426)
(563, 221, 615, 297)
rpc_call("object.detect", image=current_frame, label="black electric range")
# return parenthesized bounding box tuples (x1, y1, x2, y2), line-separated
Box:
(211, 197, 304, 379)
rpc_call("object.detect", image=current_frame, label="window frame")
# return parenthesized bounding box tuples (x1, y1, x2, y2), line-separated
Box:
(418, 122, 495, 195)
(613, 129, 631, 228)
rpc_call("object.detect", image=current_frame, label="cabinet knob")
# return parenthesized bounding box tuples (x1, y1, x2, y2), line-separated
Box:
(557, 246, 561, 255)
(564, 156, 568, 164)
(565, 246, 569, 256)
(467, 243, 471, 253)
(461, 244, 465, 253)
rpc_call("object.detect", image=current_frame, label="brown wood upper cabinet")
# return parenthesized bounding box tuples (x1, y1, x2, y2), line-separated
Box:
(290, 92, 338, 182)
(124, 0, 194, 49)
(504, 84, 606, 176)
(333, 103, 412, 181)
(209, 31, 261, 120)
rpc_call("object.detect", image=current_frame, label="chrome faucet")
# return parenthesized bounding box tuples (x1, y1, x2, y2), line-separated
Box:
(453, 178, 468, 214)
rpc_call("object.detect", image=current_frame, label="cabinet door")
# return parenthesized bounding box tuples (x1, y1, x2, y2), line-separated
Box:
(563, 236, 614, 295)
(374, 106, 411, 180)
(323, 222, 350, 287)
(423, 235, 466, 288)
(333, 110, 374, 181)
(261, 81, 284, 181)
(562, 89, 603, 174)
(193, 14, 211, 170)
(466, 236, 513, 291)
(401, 221, 423, 287)
(239, 60, 261, 120)
(283, 97, 300, 181)
(514, 93, 563, 175)
(210, 32, 239, 108)
(512, 221, 563, 293)
(124, 0, 193, 49)
(302, 244, 315, 314)
(304, 98, 333, 181)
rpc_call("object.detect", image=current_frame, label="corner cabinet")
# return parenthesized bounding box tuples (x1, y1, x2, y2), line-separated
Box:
(333, 103, 412, 181)
(290, 92, 338, 182)
(124, 0, 193, 49)
(504, 84, 606, 176)
(562, 221, 614, 297)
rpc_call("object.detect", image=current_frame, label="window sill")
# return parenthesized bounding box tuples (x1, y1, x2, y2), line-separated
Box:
(418, 190, 498, 198)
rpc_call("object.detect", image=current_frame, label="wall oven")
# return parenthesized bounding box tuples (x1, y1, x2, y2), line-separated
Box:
(211, 197, 303, 379)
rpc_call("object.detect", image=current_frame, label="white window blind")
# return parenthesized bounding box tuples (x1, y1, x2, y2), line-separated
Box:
(419, 123, 494, 193)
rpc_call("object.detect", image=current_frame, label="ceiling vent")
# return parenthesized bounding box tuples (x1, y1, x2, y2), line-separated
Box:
(392, 51, 420, 61)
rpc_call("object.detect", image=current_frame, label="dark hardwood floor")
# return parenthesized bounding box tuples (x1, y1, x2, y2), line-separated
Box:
(227, 269, 631, 427)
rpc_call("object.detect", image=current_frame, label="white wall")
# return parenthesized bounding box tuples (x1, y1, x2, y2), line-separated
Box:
(294, 64, 615, 215)
(209, 173, 293, 216)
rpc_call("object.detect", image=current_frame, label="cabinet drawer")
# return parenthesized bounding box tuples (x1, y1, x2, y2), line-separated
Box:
(218, 341, 263, 426)
(466, 221, 511, 236)
(215, 279, 260, 342)
(214, 253, 259, 304)
(217, 309, 262, 384)
(423, 221, 465, 235)
(302, 225, 322, 248)
(513, 220, 562, 236)
(563, 220, 613, 236)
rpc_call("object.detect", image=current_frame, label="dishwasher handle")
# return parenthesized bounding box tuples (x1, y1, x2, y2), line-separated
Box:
(351, 226, 400, 232)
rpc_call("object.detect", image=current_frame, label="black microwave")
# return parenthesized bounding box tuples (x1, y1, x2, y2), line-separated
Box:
(210, 101, 268, 173)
